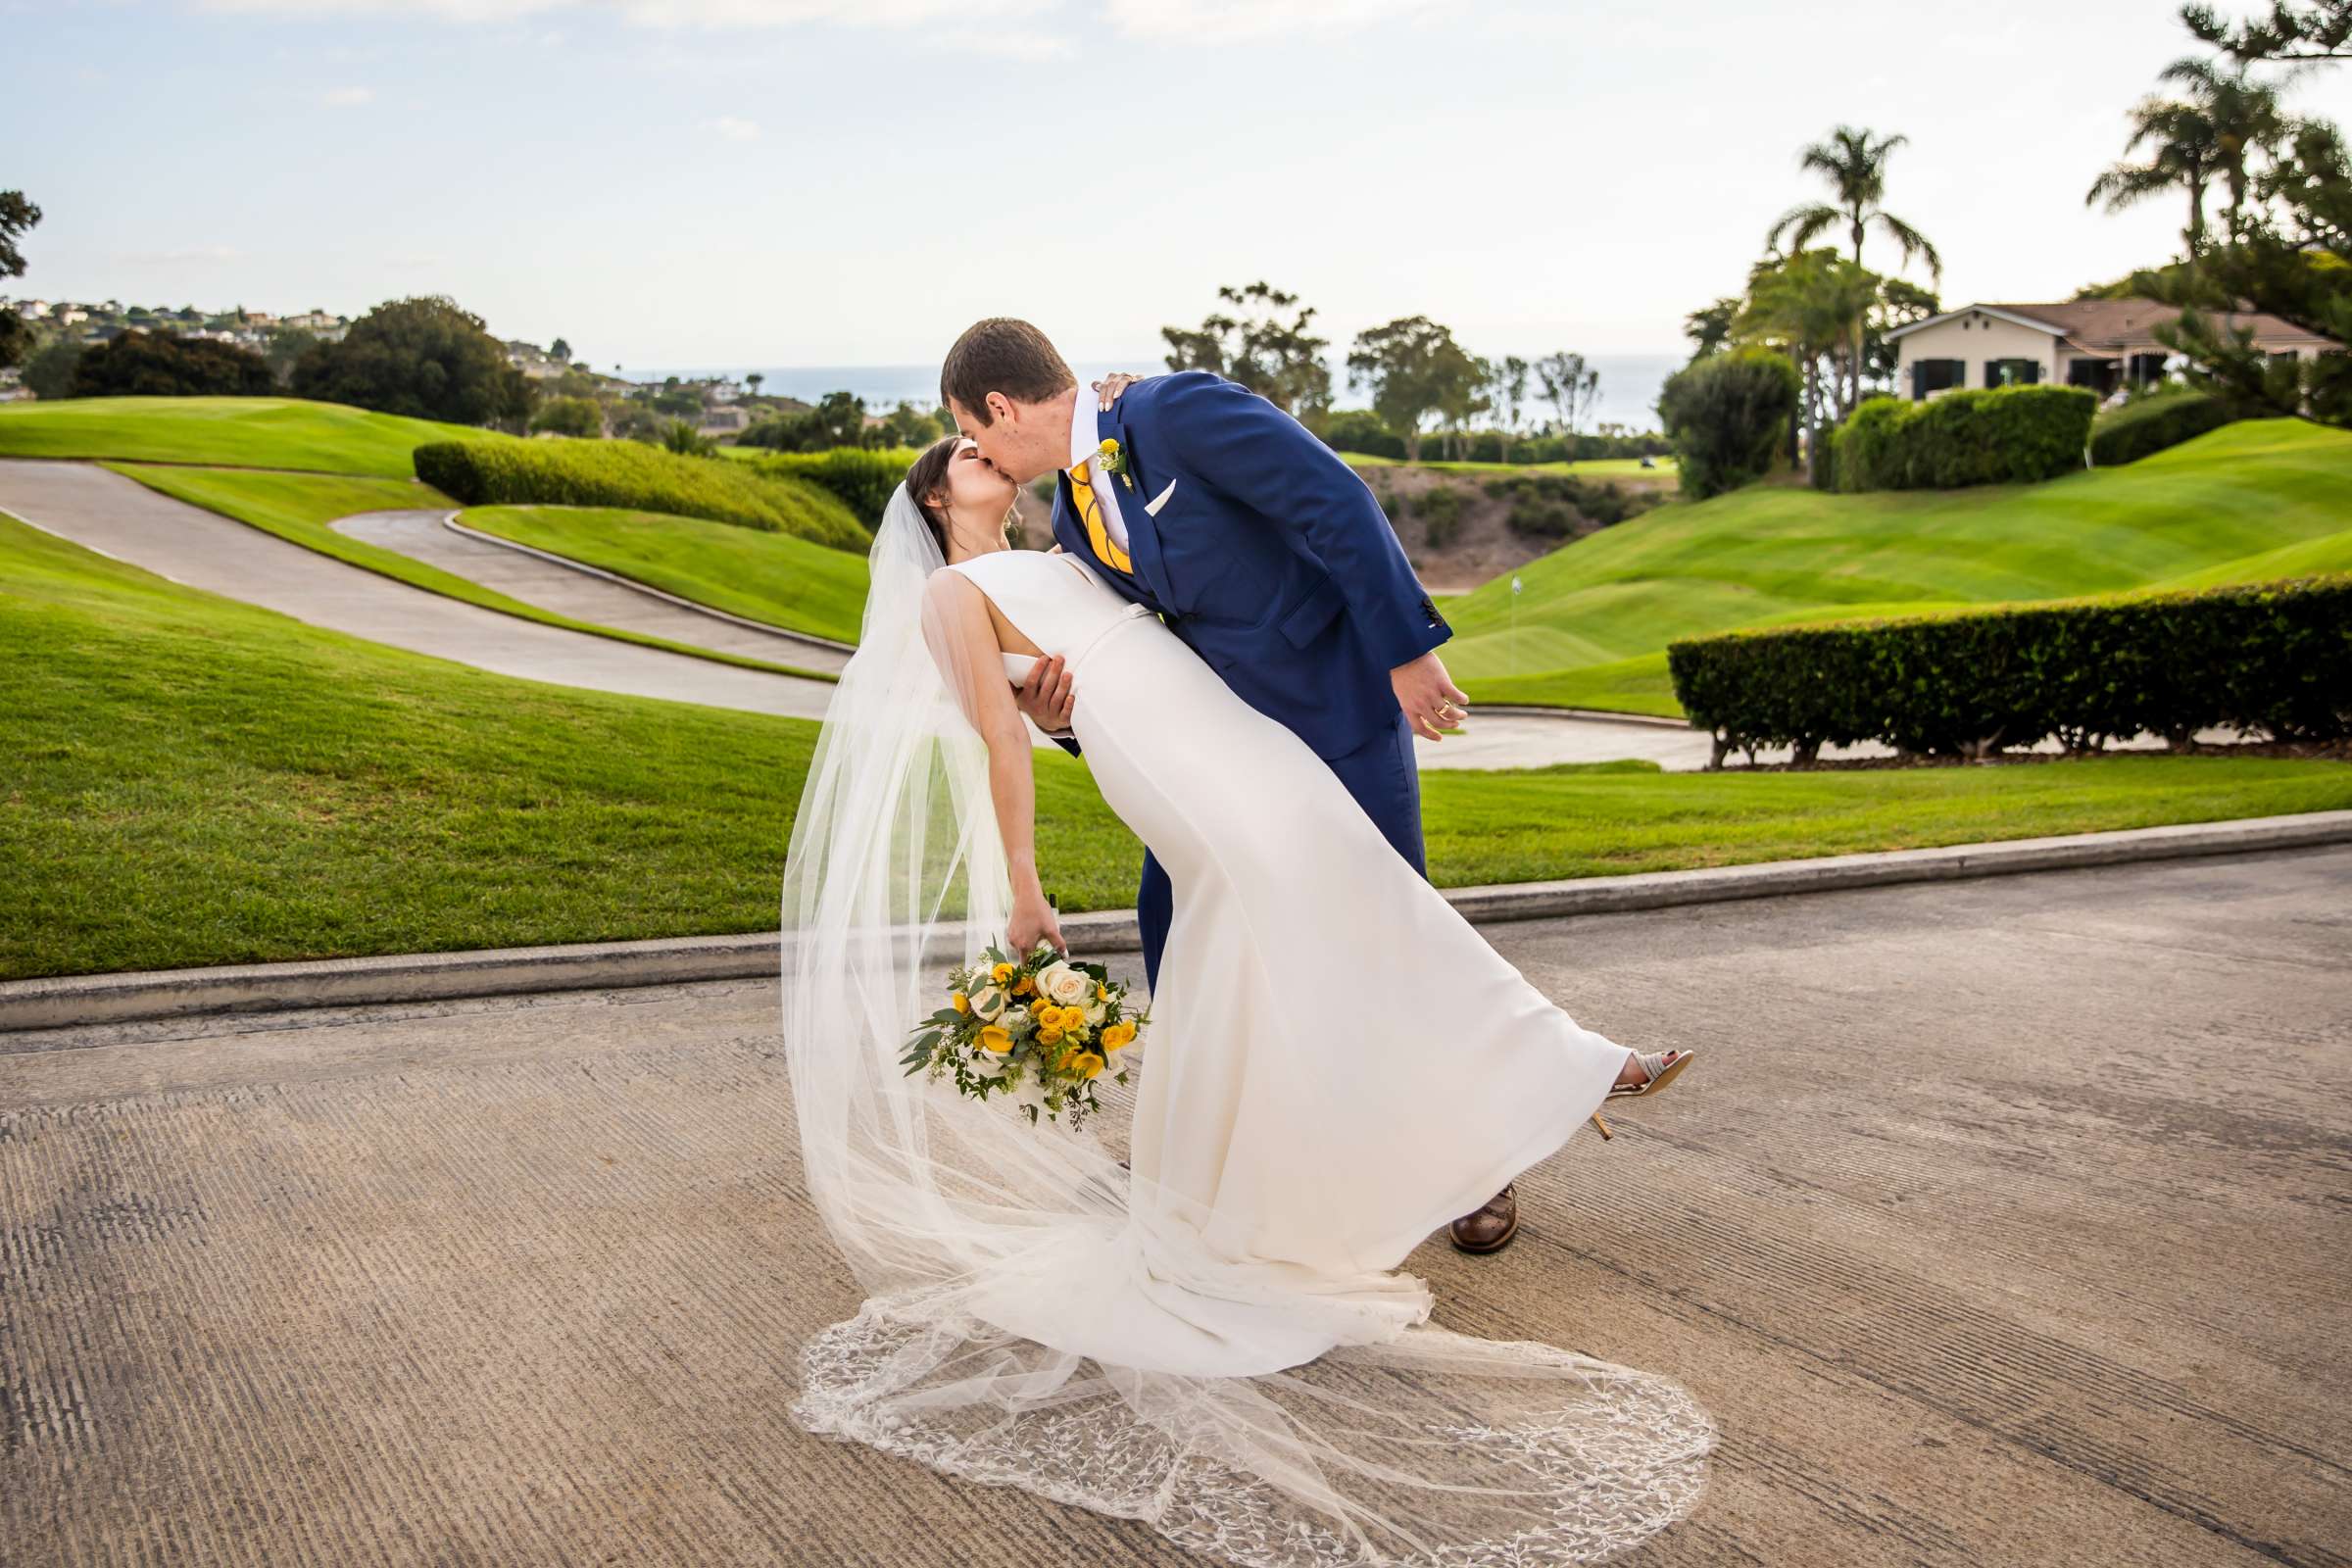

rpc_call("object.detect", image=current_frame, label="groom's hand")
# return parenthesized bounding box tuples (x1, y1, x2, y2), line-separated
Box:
(1393, 651, 1471, 742)
(1016, 653, 1075, 735)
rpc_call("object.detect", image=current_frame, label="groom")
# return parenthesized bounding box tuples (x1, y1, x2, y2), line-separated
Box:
(941, 318, 1524, 1255)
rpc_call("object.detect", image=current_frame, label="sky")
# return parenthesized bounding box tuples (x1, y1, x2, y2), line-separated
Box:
(6, 0, 2344, 374)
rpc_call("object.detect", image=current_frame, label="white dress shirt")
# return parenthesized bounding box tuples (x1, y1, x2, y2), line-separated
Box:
(1069, 386, 1131, 553)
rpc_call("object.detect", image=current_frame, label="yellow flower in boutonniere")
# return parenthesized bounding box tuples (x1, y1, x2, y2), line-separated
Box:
(1097, 436, 1134, 490)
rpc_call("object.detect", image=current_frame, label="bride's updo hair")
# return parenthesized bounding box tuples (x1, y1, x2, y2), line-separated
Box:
(905, 436, 1016, 560)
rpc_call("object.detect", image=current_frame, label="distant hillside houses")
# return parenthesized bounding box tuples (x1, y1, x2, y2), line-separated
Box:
(0, 296, 350, 350)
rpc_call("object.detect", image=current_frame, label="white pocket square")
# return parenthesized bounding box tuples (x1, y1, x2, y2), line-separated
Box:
(1145, 476, 1180, 516)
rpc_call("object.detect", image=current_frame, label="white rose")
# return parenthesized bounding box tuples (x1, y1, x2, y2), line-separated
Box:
(968, 1050, 1007, 1080)
(1039, 962, 1091, 1007)
(971, 986, 1005, 1021)
(1083, 998, 1108, 1026)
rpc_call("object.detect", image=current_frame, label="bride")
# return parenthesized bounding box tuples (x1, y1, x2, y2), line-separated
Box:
(777, 436, 1718, 1564)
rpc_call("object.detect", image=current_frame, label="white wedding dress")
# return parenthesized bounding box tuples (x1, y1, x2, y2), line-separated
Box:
(780, 493, 1714, 1567)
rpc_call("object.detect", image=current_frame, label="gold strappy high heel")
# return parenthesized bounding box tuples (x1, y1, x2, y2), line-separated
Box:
(1587, 1049, 1693, 1141)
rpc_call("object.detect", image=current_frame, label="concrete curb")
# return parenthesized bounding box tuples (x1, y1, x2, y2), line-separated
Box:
(6, 810, 2347, 1033)
(1458, 703, 1693, 729)
(437, 512, 858, 655)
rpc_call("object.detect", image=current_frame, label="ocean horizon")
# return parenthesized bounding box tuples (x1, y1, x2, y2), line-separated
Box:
(625, 354, 1681, 436)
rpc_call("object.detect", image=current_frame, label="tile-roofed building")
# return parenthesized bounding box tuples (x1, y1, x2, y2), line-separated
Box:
(1883, 299, 2340, 400)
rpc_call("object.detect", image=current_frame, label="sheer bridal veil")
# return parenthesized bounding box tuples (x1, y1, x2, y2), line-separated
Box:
(777, 484, 1715, 1565)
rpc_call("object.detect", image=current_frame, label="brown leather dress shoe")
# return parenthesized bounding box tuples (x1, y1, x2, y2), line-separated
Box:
(1448, 1184, 1518, 1253)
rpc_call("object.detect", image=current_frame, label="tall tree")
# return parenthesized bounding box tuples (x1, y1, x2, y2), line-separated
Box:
(1433, 353, 1493, 460)
(1486, 354, 1530, 459)
(1739, 250, 1879, 487)
(1162, 280, 1333, 416)
(1682, 299, 1740, 362)
(550, 336, 572, 362)
(289, 294, 536, 429)
(2087, 97, 2222, 259)
(1346, 316, 1478, 461)
(1766, 125, 1943, 416)
(1533, 351, 1599, 446)
(2152, 56, 2288, 244)
(2181, 0, 2352, 64)
(0, 189, 41, 369)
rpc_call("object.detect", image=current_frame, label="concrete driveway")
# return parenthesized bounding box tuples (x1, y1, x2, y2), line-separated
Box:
(0, 459, 841, 720)
(4, 845, 2345, 1566)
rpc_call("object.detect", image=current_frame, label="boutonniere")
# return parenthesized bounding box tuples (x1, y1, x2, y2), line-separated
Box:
(1097, 436, 1134, 491)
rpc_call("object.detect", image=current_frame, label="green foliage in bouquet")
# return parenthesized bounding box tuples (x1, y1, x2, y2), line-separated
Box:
(902, 940, 1150, 1129)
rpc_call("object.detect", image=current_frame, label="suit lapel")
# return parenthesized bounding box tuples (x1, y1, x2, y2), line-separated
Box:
(1091, 408, 1172, 606)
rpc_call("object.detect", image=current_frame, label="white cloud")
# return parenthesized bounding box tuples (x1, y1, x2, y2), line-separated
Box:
(705, 114, 760, 140)
(318, 84, 374, 105)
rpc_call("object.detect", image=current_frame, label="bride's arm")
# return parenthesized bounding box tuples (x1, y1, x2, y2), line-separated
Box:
(920, 570, 1067, 956)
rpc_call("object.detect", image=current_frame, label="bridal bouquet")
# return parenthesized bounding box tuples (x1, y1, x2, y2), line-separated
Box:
(902, 940, 1147, 1129)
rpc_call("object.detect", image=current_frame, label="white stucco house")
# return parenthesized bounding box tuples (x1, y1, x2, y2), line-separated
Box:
(1885, 299, 2339, 401)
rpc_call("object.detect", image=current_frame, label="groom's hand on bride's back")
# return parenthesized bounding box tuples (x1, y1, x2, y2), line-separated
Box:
(1016, 653, 1077, 739)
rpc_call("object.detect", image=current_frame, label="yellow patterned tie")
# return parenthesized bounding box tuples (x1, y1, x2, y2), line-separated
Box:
(1066, 455, 1133, 574)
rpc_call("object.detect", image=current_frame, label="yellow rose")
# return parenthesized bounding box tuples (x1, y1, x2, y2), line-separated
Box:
(1102, 1021, 1136, 1051)
(978, 1025, 1012, 1054)
(1013, 976, 1035, 998)
(1072, 1052, 1105, 1080)
(952, 992, 970, 1014)
(1038, 1026, 1064, 1048)
(992, 962, 1016, 984)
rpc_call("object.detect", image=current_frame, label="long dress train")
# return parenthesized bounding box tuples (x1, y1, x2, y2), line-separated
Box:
(784, 540, 1715, 1565)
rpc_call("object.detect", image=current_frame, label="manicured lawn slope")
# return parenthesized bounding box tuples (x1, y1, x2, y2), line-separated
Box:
(460, 505, 870, 645)
(0, 395, 503, 477)
(105, 464, 838, 680)
(1446, 420, 2352, 711)
(8, 514, 2347, 979)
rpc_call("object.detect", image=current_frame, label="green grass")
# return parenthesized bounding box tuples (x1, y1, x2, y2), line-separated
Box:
(103, 464, 840, 681)
(8, 511, 2347, 979)
(1446, 419, 2352, 713)
(459, 505, 871, 645)
(0, 395, 504, 477)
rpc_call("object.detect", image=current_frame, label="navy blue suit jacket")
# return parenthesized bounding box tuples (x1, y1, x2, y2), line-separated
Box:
(1050, 370, 1448, 760)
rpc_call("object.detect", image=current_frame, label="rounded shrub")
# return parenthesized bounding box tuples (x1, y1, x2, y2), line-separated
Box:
(2088, 390, 2240, 466)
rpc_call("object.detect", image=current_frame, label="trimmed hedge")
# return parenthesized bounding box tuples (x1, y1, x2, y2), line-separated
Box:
(746, 446, 919, 526)
(2088, 390, 2238, 466)
(414, 437, 867, 550)
(1665, 573, 2352, 766)
(1832, 384, 2097, 492)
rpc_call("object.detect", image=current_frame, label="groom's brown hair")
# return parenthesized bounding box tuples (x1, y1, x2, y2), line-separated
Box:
(941, 318, 1074, 426)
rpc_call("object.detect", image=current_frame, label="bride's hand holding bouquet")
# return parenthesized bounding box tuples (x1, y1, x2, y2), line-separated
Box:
(902, 935, 1149, 1129)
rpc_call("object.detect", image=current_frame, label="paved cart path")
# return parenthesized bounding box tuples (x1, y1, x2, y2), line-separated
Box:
(5, 845, 2347, 1566)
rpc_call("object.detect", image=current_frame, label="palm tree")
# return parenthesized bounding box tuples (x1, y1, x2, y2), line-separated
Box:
(2086, 95, 2220, 259)
(1740, 250, 1879, 485)
(2153, 56, 2288, 242)
(1766, 125, 1944, 416)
